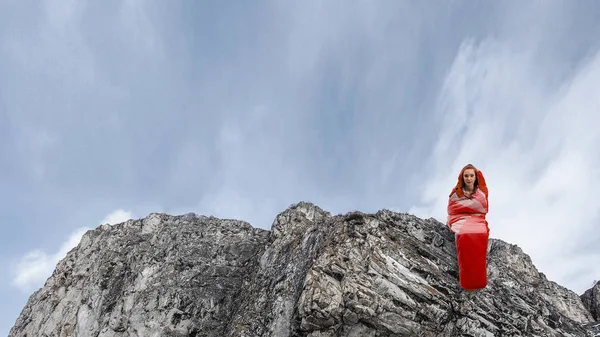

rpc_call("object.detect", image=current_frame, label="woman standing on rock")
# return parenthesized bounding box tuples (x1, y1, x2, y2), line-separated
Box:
(447, 163, 490, 291)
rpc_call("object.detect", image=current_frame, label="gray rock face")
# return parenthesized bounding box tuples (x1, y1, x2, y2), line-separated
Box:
(582, 281, 600, 321)
(9, 202, 599, 336)
(9, 212, 270, 337)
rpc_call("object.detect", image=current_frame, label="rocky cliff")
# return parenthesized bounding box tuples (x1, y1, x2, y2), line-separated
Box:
(9, 201, 600, 336)
(582, 281, 600, 322)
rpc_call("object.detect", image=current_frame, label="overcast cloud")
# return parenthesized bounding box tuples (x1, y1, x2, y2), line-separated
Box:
(2, 1, 600, 334)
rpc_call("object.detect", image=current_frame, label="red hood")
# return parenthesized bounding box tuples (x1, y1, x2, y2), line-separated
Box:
(449, 164, 488, 198)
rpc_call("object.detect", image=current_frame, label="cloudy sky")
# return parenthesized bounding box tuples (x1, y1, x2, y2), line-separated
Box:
(2, 1, 600, 334)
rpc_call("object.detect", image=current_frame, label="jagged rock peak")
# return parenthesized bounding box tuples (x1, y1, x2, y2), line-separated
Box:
(9, 201, 599, 336)
(582, 280, 600, 321)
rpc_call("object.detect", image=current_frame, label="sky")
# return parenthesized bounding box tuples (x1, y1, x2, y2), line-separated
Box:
(2, 1, 600, 334)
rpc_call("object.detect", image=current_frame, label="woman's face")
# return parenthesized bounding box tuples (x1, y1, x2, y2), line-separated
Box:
(463, 168, 476, 188)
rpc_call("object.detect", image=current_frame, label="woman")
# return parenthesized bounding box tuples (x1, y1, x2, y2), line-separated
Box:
(447, 164, 490, 291)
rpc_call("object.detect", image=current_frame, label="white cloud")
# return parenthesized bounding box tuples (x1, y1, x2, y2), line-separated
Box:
(100, 209, 134, 226)
(11, 209, 134, 293)
(410, 38, 600, 294)
(10, 227, 89, 293)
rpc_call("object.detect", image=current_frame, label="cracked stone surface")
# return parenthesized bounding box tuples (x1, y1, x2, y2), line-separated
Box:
(582, 281, 600, 322)
(8, 201, 599, 336)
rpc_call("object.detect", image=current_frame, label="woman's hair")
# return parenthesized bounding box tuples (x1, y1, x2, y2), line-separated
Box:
(450, 163, 487, 198)
(461, 164, 479, 190)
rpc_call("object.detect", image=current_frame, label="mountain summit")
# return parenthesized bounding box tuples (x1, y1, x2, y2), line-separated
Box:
(9, 201, 600, 336)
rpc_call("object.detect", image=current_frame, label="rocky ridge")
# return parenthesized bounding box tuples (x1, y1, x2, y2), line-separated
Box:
(582, 281, 600, 321)
(9, 201, 600, 336)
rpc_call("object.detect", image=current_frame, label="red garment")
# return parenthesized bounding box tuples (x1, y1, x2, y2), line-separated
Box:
(447, 164, 490, 290)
